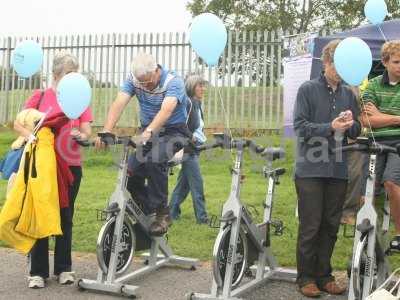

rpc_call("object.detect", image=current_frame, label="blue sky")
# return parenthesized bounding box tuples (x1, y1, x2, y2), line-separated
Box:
(1, 0, 192, 36)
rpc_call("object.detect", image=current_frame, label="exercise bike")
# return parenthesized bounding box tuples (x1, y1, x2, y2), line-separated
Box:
(335, 137, 400, 300)
(189, 133, 296, 300)
(77, 132, 199, 298)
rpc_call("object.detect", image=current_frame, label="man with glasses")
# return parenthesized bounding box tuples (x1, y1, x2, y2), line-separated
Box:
(95, 53, 190, 236)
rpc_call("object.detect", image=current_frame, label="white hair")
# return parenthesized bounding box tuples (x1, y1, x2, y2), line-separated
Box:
(131, 52, 157, 78)
(52, 50, 79, 78)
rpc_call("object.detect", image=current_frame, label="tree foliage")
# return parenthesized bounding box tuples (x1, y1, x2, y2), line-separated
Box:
(187, 0, 400, 32)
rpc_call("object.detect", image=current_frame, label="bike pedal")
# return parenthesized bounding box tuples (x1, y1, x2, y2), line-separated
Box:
(208, 215, 221, 229)
(96, 209, 107, 222)
(270, 220, 284, 236)
(244, 268, 254, 278)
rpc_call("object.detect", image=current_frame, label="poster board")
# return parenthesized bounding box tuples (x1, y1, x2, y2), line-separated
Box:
(283, 54, 313, 137)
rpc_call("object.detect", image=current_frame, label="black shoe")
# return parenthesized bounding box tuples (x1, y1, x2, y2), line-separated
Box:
(390, 236, 400, 252)
(149, 208, 172, 236)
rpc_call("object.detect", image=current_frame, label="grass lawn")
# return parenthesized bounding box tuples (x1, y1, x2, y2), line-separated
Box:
(1, 128, 399, 271)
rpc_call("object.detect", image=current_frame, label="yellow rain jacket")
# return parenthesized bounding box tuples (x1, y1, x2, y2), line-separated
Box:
(0, 127, 62, 254)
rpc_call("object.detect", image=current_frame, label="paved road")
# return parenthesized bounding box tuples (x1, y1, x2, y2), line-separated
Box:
(0, 248, 348, 300)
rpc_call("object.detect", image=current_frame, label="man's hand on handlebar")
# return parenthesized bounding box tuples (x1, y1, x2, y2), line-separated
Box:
(138, 130, 152, 146)
(94, 131, 117, 150)
(94, 134, 108, 150)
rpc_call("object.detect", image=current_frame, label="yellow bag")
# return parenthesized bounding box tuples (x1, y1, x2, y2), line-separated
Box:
(0, 128, 62, 254)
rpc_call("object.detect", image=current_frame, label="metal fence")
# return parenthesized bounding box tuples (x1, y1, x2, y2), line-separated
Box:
(0, 30, 291, 129)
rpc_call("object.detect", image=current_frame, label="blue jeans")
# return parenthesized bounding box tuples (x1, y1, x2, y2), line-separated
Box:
(170, 154, 208, 223)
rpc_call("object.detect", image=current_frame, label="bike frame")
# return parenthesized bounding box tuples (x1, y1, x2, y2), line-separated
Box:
(191, 141, 296, 300)
(78, 140, 199, 298)
(348, 152, 391, 300)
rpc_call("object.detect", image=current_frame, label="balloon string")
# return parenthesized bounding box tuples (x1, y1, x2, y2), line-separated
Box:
(360, 100, 376, 145)
(362, 23, 386, 144)
(377, 24, 388, 42)
(216, 81, 235, 162)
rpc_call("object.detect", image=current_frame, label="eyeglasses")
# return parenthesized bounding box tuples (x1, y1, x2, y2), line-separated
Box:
(132, 77, 153, 86)
(130, 71, 165, 94)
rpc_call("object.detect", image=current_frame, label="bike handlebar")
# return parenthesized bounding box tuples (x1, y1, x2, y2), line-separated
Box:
(74, 138, 94, 147)
(193, 136, 265, 154)
(77, 132, 272, 158)
(194, 142, 223, 152)
(247, 140, 265, 154)
(74, 132, 137, 148)
(332, 138, 400, 156)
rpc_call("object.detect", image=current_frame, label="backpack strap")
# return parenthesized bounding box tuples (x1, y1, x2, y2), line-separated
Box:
(36, 90, 45, 110)
(162, 73, 175, 90)
(186, 97, 193, 125)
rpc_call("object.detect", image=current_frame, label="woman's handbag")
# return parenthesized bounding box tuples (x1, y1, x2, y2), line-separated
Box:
(366, 268, 400, 300)
(0, 91, 45, 180)
(0, 148, 24, 180)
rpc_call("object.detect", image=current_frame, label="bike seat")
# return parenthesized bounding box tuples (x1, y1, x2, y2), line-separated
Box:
(356, 219, 374, 234)
(262, 147, 285, 161)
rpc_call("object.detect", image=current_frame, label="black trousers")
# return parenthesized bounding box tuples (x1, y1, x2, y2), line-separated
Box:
(295, 177, 347, 287)
(29, 166, 82, 278)
(127, 133, 186, 214)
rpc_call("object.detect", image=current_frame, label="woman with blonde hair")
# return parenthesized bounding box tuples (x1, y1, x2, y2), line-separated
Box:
(14, 51, 93, 288)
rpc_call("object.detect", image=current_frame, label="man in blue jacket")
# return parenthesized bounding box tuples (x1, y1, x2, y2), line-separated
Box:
(293, 40, 361, 297)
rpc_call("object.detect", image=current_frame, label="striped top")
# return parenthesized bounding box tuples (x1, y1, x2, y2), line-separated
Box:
(121, 66, 188, 127)
(362, 71, 400, 138)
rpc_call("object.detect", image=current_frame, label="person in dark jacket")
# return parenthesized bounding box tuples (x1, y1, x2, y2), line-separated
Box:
(169, 75, 208, 224)
(293, 40, 361, 298)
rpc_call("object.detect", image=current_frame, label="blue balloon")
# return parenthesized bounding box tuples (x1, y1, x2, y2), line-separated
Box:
(189, 13, 227, 66)
(364, 0, 388, 25)
(12, 40, 43, 78)
(57, 73, 92, 119)
(334, 37, 372, 86)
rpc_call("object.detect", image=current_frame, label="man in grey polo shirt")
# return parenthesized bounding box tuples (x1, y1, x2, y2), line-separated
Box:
(95, 53, 190, 236)
(293, 40, 361, 297)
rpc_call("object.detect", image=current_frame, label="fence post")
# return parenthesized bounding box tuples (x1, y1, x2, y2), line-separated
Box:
(3, 37, 12, 124)
(276, 28, 283, 128)
(227, 30, 232, 128)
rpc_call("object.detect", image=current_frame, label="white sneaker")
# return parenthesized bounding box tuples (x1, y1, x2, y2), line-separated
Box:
(58, 271, 75, 285)
(28, 276, 45, 289)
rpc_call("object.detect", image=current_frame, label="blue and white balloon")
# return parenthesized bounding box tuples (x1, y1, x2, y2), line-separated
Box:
(12, 40, 43, 78)
(189, 13, 227, 66)
(334, 37, 372, 86)
(57, 73, 92, 119)
(364, 0, 388, 25)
